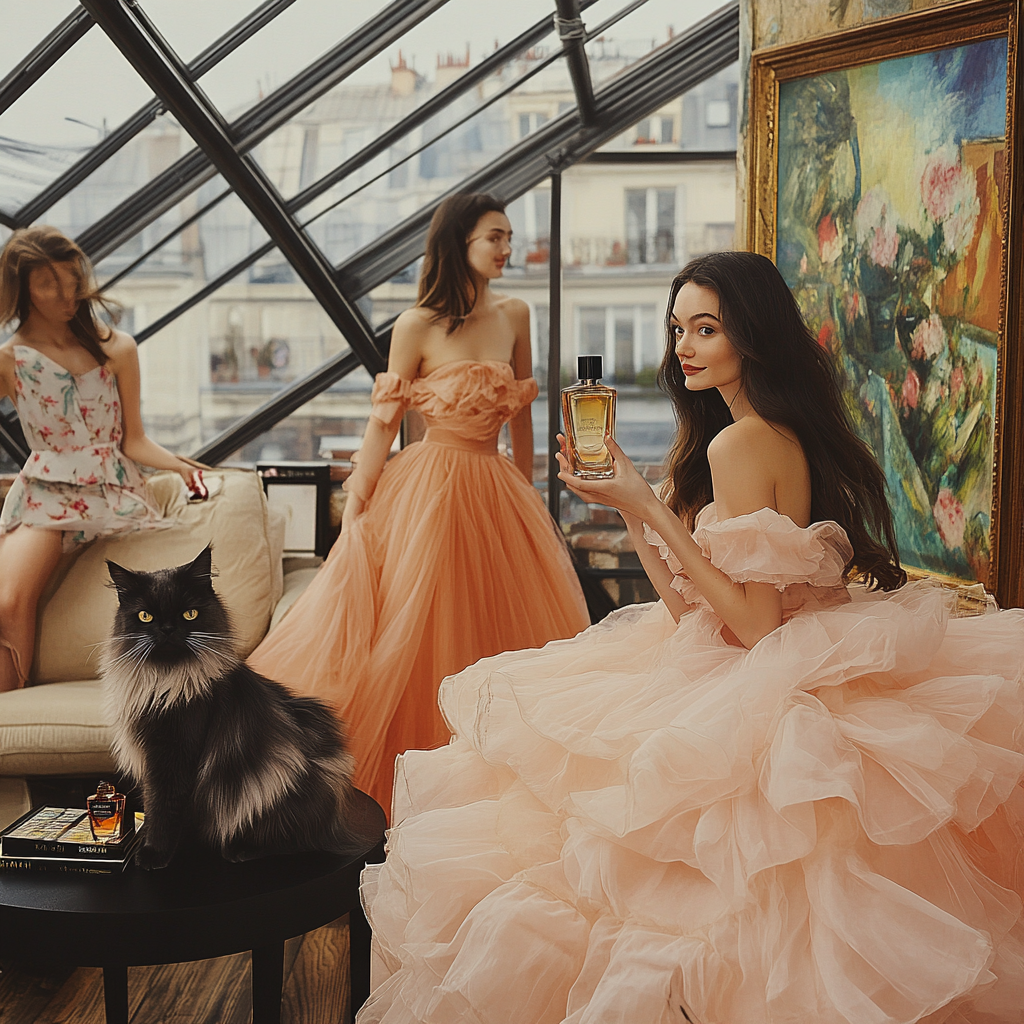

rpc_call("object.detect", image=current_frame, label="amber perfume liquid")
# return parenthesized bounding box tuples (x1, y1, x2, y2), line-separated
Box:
(561, 355, 617, 479)
(87, 781, 125, 843)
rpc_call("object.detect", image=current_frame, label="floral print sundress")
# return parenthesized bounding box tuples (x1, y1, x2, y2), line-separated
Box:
(0, 344, 166, 552)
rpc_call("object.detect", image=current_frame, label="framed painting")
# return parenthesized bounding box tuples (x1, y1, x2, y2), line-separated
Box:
(748, 0, 1024, 608)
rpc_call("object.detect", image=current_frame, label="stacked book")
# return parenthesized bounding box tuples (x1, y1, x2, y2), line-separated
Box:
(0, 806, 145, 875)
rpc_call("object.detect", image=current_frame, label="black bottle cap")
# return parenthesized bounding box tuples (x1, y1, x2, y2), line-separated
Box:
(578, 354, 603, 380)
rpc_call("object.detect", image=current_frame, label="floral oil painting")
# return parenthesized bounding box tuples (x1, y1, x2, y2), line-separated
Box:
(775, 37, 1007, 585)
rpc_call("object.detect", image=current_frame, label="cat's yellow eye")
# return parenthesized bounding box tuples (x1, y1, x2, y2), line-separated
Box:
(138, 611, 153, 623)
(183, 609, 198, 621)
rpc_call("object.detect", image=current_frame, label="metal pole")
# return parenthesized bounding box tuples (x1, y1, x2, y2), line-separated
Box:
(547, 171, 562, 523)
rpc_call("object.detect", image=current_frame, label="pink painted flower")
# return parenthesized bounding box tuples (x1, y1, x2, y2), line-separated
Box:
(799, 253, 808, 275)
(933, 487, 966, 549)
(950, 365, 965, 398)
(70, 498, 90, 514)
(921, 153, 961, 220)
(817, 214, 842, 264)
(901, 369, 920, 409)
(910, 313, 947, 360)
(920, 150, 980, 256)
(869, 225, 899, 268)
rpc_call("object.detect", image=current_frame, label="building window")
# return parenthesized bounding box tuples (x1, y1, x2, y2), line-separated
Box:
(705, 99, 732, 128)
(518, 111, 549, 139)
(659, 116, 674, 144)
(625, 188, 676, 265)
(574, 304, 660, 383)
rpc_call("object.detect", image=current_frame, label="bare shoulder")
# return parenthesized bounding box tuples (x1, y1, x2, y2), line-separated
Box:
(102, 328, 139, 367)
(494, 294, 530, 323)
(709, 417, 802, 462)
(0, 342, 16, 400)
(395, 305, 433, 331)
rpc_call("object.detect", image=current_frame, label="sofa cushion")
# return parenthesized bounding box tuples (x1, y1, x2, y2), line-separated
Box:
(0, 680, 116, 776)
(32, 468, 284, 684)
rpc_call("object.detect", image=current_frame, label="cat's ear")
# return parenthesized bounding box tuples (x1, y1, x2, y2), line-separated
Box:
(106, 560, 141, 595)
(186, 544, 215, 583)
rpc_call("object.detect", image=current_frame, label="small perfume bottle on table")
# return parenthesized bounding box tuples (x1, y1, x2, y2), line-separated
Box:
(87, 781, 126, 843)
(561, 355, 617, 479)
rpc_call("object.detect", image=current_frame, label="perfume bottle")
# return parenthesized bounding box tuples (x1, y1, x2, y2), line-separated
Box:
(561, 354, 617, 478)
(87, 781, 125, 842)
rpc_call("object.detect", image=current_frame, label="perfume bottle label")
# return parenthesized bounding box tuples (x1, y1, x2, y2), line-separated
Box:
(90, 800, 118, 819)
(572, 397, 610, 457)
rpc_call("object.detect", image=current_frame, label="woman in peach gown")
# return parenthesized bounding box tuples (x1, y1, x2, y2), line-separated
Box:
(248, 193, 588, 814)
(359, 252, 1024, 1024)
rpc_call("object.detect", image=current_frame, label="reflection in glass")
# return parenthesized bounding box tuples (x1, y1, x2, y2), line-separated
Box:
(109, 256, 354, 456)
(0, 28, 154, 212)
(252, 0, 558, 200)
(40, 112, 202, 245)
(299, 55, 571, 268)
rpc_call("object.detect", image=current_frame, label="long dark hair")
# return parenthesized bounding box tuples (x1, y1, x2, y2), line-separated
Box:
(658, 251, 905, 591)
(0, 225, 120, 366)
(417, 192, 506, 334)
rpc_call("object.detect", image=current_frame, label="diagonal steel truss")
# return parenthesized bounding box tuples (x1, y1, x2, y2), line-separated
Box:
(0, 0, 739, 470)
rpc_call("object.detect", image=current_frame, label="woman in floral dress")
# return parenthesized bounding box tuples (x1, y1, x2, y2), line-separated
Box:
(0, 226, 203, 691)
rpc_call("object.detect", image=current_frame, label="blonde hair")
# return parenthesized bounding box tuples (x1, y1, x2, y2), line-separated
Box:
(0, 225, 120, 365)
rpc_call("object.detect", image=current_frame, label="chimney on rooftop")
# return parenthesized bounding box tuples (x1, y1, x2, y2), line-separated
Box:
(391, 50, 417, 97)
(435, 44, 470, 90)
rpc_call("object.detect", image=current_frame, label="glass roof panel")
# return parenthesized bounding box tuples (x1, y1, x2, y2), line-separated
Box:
(107, 253, 353, 457)
(94, 184, 270, 305)
(583, 0, 725, 89)
(252, 0, 559, 201)
(196, 0, 396, 121)
(298, 54, 573, 268)
(0, 0, 81, 81)
(140, 0, 268, 64)
(0, 27, 155, 213)
(37, 111, 206, 243)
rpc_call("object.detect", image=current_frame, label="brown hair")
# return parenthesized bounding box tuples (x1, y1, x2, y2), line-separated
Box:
(0, 225, 120, 366)
(658, 251, 906, 591)
(417, 192, 506, 334)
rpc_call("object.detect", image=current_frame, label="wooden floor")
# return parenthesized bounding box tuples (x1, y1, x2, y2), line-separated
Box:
(0, 914, 352, 1024)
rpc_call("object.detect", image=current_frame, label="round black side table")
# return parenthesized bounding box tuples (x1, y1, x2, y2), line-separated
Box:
(0, 789, 386, 1024)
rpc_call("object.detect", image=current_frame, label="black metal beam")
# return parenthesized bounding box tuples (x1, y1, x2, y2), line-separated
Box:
(0, 8, 93, 118)
(103, 2, 571, 295)
(15, 0, 299, 228)
(76, 0, 451, 263)
(554, 0, 597, 126)
(81, 0, 385, 377)
(548, 171, 563, 522)
(337, 0, 740, 298)
(583, 149, 738, 164)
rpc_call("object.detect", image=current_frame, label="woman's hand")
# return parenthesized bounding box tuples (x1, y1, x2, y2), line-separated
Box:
(555, 434, 658, 519)
(174, 460, 207, 499)
(340, 492, 365, 533)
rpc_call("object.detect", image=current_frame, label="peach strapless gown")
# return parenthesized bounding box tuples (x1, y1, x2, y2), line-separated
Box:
(248, 361, 588, 814)
(359, 504, 1024, 1024)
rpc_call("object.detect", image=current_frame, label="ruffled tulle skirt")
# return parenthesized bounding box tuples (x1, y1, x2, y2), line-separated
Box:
(360, 583, 1024, 1023)
(247, 437, 589, 814)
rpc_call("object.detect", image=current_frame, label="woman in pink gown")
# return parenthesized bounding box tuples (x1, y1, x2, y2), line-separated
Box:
(359, 252, 1024, 1023)
(248, 193, 588, 814)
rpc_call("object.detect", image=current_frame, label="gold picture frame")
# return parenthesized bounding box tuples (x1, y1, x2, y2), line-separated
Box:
(748, 0, 1024, 608)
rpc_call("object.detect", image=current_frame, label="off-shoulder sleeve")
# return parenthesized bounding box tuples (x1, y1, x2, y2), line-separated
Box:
(698, 509, 852, 589)
(370, 372, 413, 427)
(645, 508, 853, 602)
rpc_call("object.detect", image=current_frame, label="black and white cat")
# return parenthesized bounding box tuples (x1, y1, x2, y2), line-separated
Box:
(100, 546, 359, 870)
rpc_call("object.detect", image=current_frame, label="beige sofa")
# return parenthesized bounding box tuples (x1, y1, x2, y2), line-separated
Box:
(0, 467, 313, 829)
